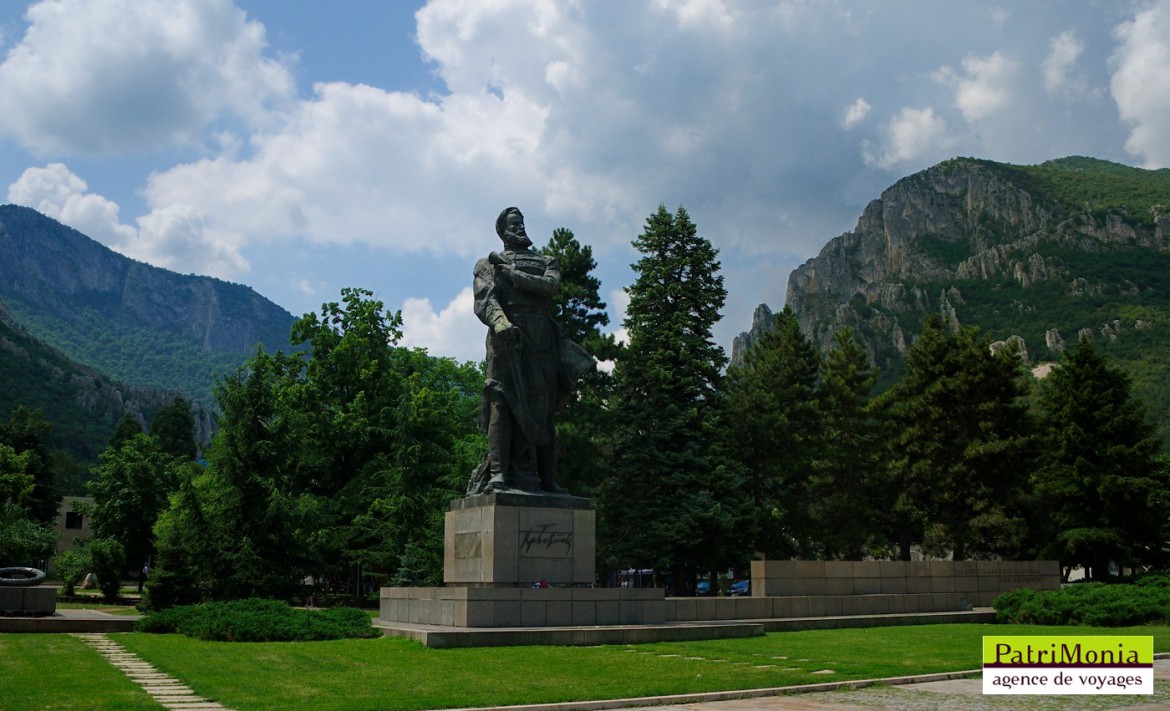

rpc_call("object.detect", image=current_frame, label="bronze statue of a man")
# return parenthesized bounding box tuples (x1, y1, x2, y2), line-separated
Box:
(468, 207, 593, 496)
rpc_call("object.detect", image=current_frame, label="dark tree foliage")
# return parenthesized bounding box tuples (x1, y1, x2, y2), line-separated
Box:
(145, 288, 483, 607)
(725, 306, 820, 559)
(885, 315, 1033, 561)
(540, 228, 616, 497)
(0, 406, 59, 524)
(87, 433, 180, 575)
(150, 397, 197, 460)
(541, 227, 617, 359)
(810, 326, 889, 560)
(201, 351, 310, 600)
(108, 413, 145, 450)
(601, 205, 747, 586)
(1033, 338, 1170, 579)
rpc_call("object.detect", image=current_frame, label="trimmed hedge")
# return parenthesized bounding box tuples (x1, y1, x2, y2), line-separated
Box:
(994, 575, 1170, 626)
(136, 598, 379, 642)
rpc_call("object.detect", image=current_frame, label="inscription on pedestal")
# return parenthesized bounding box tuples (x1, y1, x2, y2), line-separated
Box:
(520, 524, 573, 558)
(445, 494, 595, 586)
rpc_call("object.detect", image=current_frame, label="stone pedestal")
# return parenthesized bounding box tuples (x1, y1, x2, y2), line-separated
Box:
(444, 492, 595, 587)
(0, 586, 56, 616)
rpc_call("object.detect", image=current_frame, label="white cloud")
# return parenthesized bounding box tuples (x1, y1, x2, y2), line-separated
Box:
(862, 107, 949, 170)
(132, 204, 249, 277)
(934, 51, 1018, 123)
(399, 287, 483, 363)
(0, 0, 294, 155)
(1044, 30, 1084, 94)
(7, 163, 248, 278)
(1111, 1, 1170, 168)
(7, 164, 136, 247)
(842, 98, 871, 129)
(0, 0, 1149, 356)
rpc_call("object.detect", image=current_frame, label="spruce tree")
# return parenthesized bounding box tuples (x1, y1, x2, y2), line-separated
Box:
(725, 306, 820, 559)
(601, 205, 746, 588)
(811, 326, 888, 559)
(540, 228, 616, 497)
(886, 315, 1032, 560)
(1033, 338, 1169, 579)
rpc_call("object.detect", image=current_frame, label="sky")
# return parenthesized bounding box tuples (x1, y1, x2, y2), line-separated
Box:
(1, 0, 1168, 364)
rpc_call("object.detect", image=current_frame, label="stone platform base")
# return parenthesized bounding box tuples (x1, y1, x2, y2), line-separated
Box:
(0, 609, 137, 633)
(0, 586, 55, 617)
(375, 608, 996, 648)
(375, 619, 762, 648)
(381, 586, 664, 628)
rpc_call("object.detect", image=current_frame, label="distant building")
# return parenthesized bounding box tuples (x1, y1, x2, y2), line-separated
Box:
(51, 496, 93, 572)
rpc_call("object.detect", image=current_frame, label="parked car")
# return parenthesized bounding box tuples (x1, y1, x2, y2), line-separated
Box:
(729, 579, 750, 596)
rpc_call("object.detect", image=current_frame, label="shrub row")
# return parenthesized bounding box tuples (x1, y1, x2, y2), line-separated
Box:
(136, 598, 379, 642)
(994, 575, 1170, 626)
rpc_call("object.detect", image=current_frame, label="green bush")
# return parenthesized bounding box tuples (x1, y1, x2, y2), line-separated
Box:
(136, 598, 379, 642)
(86, 538, 125, 602)
(995, 576, 1170, 626)
(53, 548, 91, 597)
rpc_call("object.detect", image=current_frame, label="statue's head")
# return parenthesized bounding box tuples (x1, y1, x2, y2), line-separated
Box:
(496, 206, 531, 249)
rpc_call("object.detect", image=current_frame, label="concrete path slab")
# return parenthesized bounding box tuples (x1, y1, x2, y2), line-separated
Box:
(72, 633, 231, 710)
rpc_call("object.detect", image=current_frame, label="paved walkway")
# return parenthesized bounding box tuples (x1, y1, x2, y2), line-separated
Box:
(72, 633, 231, 710)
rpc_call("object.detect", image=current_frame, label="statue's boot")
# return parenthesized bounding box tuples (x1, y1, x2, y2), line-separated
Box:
(539, 475, 568, 495)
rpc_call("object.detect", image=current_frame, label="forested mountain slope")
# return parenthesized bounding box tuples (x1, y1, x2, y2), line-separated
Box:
(0, 297, 201, 463)
(0, 205, 295, 401)
(739, 157, 1170, 445)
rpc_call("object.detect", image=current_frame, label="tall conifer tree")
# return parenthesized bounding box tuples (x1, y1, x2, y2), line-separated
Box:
(540, 228, 616, 497)
(601, 205, 746, 587)
(1034, 338, 1169, 579)
(811, 326, 888, 559)
(885, 315, 1032, 560)
(725, 306, 820, 559)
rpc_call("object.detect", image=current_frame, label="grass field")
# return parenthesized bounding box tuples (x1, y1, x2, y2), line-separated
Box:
(3, 624, 1167, 710)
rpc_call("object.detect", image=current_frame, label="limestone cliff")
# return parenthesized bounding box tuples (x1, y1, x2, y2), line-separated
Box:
(736, 156, 1170, 442)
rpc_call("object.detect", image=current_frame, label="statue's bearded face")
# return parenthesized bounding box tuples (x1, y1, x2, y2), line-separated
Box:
(501, 212, 532, 249)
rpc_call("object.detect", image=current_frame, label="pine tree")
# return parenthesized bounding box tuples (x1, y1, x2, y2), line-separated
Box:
(1033, 338, 1169, 579)
(886, 315, 1032, 560)
(725, 306, 820, 559)
(601, 205, 746, 588)
(811, 326, 888, 559)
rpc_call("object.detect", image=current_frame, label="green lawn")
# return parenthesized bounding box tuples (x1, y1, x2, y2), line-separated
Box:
(3, 624, 1168, 711)
(0, 634, 158, 710)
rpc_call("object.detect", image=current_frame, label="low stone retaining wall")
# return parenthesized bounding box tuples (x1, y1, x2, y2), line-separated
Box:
(751, 559, 1060, 608)
(665, 592, 977, 622)
(381, 586, 665, 627)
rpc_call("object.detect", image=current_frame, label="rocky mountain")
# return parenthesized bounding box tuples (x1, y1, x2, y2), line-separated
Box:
(0, 204, 295, 402)
(736, 156, 1170, 443)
